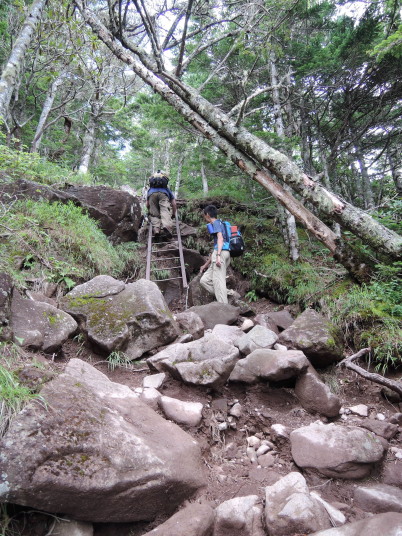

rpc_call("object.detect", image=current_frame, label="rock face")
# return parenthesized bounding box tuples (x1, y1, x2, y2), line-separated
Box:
(294, 366, 342, 417)
(0, 272, 13, 341)
(354, 484, 402, 513)
(187, 302, 239, 329)
(312, 512, 402, 536)
(229, 349, 309, 384)
(60, 276, 179, 359)
(212, 324, 244, 346)
(214, 495, 265, 536)
(1, 179, 142, 243)
(278, 309, 343, 367)
(142, 503, 214, 536)
(290, 422, 385, 479)
(11, 290, 77, 352)
(0, 359, 206, 522)
(236, 325, 278, 356)
(264, 472, 332, 535)
(147, 333, 240, 388)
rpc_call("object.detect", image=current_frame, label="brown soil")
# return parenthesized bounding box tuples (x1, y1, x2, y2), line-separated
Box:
(5, 299, 402, 536)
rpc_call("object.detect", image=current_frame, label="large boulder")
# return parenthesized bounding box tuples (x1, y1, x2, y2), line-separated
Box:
(294, 365, 342, 417)
(142, 503, 214, 536)
(214, 495, 265, 536)
(290, 422, 385, 479)
(11, 290, 77, 352)
(0, 359, 206, 522)
(236, 325, 278, 356)
(312, 512, 402, 536)
(60, 276, 179, 359)
(187, 302, 240, 330)
(0, 179, 142, 243)
(278, 309, 343, 367)
(229, 349, 309, 384)
(264, 472, 332, 535)
(0, 272, 13, 341)
(212, 324, 244, 346)
(255, 310, 294, 334)
(147, 333, 240, 388)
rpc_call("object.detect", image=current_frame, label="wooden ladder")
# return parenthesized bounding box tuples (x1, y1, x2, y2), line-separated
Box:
(145, 212, 188, 289)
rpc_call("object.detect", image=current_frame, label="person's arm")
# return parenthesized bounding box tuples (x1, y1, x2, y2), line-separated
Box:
(171, 198, 177, 216)
(200, 254, 212, 273)
(215, 231, 224, 267)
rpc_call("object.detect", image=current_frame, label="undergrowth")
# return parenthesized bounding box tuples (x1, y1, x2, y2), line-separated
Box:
(0, 199, 139, 290)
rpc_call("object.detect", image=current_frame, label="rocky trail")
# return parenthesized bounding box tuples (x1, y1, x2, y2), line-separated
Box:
(2, 280, 402, 536)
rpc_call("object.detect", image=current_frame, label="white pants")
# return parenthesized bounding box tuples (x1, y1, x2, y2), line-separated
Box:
(200, 250, 230, 304)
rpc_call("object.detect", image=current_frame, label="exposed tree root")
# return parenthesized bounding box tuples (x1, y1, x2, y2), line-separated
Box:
(338, 348, 402, 397)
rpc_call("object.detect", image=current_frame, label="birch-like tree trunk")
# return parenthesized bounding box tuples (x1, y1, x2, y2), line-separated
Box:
(387, 146, 402, 198)
(270, 52, 299, 261)
(0, 0, 47, 125)
(31, 74, 65, 153)
(78, 113, 97, 174)
(72, 2, 402, 267)
(355, 144, 374, 209)
(174, 155, 184, 198)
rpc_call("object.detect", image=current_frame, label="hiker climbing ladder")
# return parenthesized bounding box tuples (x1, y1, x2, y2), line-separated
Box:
(145, 212, 188, 289)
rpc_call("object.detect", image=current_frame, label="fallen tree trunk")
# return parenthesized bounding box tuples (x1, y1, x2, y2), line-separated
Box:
(338, 348, 402, 397)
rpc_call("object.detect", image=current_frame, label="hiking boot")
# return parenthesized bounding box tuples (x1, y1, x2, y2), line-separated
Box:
(162, 227, 173, 239)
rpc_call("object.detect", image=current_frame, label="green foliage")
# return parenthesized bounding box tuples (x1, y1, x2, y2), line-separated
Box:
(325, 262, 402, 371)
(370, 22, 402, 60)
(107, 351, 131, 371)
(0, 199, 138, 289)
(0, 144, 93, 186)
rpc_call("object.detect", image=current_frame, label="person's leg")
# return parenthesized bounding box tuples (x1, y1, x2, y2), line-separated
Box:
(200, 263, 215, 296)
(148, 194, 162, 234)
(212, 250, 230, 303)
(158, 193, 174, 235)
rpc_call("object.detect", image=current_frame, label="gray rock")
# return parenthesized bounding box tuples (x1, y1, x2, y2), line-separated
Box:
(52, 519, 93, 536)
(254, 313, 279, 334)
(142, 503, 214, 536)
(310, 492, 346, 527)
(240, 318, 254, 332)
(264, 472, 331, 535)
(212, 324, 244, 346)
(290, 422, 385, 479)
(147, 333, 240, 388)
(159, 396, 203, 427)
(278, 309, 343, 367)
(11, 290, 77, 352)
(143, 373, 166, 389)
(229, 349, 309, 384)
(349, 404, 369, 417)
(175, 311, 204, 340)
(187, 302, 239, 330)
(359, 419, 398, 439)
(214, 495, 265, 536)
(60, 277, 179, 359)
(354, 484, 402, 513)
(140, 387, 161, 410)
(311, 512, 402, 536)
(295, 366, 341, 417)
(389, 413, 402, 426)
(236, 325, 278, 356)
(0, 359, 206, 522)
(382, 460, 402, 488)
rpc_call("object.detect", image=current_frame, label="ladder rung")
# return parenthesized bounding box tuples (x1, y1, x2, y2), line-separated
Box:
(152, 276, 183, 281)
(153, 266, 179, 271)
(152, 248, 177, 252)
(151, 257, 180, 261)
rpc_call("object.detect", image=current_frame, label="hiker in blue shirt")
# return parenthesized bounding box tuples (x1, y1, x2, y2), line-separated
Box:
(146, 171, 177, 240)
(199, 205, 231, 303)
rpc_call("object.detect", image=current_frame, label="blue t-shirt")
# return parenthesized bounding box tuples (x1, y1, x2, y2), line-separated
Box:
(209, 219, 230, 250)
(147, 187, 175, 200)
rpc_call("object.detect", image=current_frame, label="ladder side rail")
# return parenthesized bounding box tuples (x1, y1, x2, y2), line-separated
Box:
(175, 211, 188, 288)
(145, 222, 153, 280)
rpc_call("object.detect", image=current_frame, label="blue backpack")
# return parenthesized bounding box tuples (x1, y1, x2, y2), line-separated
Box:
(221, 220, 245, 257)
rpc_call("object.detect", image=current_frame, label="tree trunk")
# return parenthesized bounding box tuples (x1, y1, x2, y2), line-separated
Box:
(388, 145, 402, 198)
(198, 141, 208, 195)
(73, 1, 402, 264)
(270, 52, 299, 261)
(78, 114, 97, 174)
(31, 74, 64, 153)
(0, 0, 47, 125)
(175, 154, 184, 197)
(355, 143, 374, 209)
